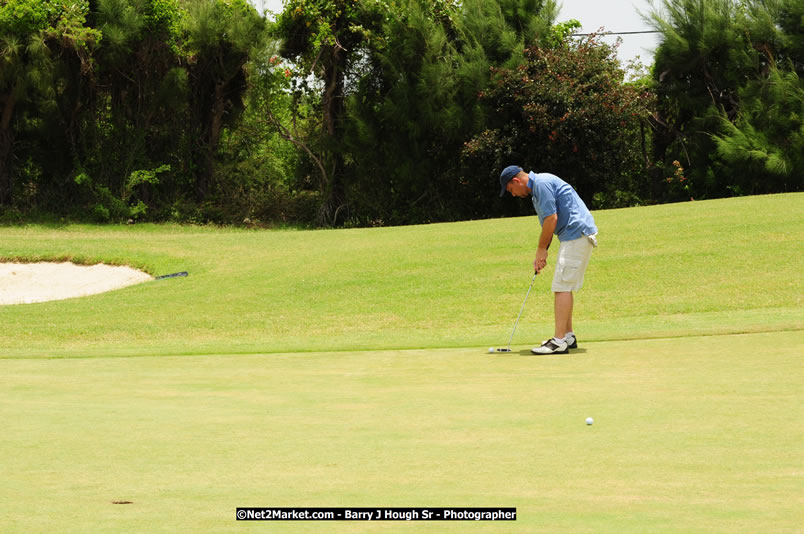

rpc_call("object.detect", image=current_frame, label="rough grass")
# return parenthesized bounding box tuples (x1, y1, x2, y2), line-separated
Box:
(1, 193, 801, 358)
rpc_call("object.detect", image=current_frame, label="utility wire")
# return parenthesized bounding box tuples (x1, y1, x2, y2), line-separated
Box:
(571, 30, 662, 36)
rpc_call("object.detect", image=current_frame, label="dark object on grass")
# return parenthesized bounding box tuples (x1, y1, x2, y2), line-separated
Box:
(155, 271, 188, 280)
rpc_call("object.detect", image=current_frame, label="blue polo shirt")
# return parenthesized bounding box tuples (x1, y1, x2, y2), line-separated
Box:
(528, 172, 597, 242)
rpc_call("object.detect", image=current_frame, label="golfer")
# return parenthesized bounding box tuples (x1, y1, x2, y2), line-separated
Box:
(499, 166, 598, 355)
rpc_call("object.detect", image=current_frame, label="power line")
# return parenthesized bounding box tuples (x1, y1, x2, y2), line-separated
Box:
(571, 30, 662, 36)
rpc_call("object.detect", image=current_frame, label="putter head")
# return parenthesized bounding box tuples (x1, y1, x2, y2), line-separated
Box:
(495, 348, 512, 353)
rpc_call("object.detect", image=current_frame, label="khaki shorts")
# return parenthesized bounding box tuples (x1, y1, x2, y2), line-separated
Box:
(552, 234, 597, 292)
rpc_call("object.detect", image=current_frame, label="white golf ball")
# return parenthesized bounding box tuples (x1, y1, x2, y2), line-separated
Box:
(488, 347, 495, 353)
(586, 417, 594, 425)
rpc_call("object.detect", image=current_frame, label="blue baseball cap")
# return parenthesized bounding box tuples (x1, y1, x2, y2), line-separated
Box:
(499, 165, 522, 197)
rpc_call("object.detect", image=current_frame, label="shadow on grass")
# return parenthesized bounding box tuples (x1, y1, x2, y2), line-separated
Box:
(515, 347, 589, 356)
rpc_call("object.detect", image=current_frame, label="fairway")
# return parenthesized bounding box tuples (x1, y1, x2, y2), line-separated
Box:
(1, 194, 803, 532)
(2, 333, 802, 532)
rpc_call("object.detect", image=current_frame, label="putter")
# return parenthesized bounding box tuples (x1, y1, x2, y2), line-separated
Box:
(493, 271, 537, 353)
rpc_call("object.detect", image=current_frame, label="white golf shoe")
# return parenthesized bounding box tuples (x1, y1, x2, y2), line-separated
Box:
(531, 337, 569, 355)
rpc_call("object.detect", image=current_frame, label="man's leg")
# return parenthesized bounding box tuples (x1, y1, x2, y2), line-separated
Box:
(554, 291, 573, 339)
(532, 291, 572, 355)
(534, 236, 593, 355)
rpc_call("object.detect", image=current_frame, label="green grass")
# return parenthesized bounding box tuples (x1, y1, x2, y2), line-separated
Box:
(1, 193, 803, 532)
(1, 193, 802, 358)
(1, 333, 802, 532)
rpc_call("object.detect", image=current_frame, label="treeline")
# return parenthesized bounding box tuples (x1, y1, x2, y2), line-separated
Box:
(0, 0, 801, 227)
(649, 0, 803, 201)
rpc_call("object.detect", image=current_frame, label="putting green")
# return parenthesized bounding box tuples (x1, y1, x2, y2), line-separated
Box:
(2, 331, 801, 532)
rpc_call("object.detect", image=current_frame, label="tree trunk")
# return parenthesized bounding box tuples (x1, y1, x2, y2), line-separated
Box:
(196, 82, 227, 202)
(318, 46, 346, 226)
(0, 90, 16, 205)
(650, 113, 673, 201)
(0, 127, 12, 205)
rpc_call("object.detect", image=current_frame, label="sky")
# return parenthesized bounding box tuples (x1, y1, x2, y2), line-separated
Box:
(249, 0, 662, 66)
(556, 0, 661, 66)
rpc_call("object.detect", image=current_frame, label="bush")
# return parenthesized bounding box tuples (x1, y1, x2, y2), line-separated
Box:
(462, 34, 655, 209)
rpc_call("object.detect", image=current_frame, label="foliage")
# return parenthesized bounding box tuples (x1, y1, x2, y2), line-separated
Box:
(647, 0, 803, 200)
(183, 0, 266, 201)
(711, 65, 804, 193)
(0, 0, 100, 204)
(541, 17, 581, 49)
(340, 0, 562, 225)
(41, 0, 189, 217)
(0, 0, 61, 34)
(214, 60, 320, 227)
(237, 36, 324, 226)
(342, 0, 466, 225)
(273, 0, 389, 225)
(1, 0, 264, 223)
(462, 33, 655, 210)
(2, 0, 801, 226)
(775, 0, 804, 72)
(460, 0, 554, 68)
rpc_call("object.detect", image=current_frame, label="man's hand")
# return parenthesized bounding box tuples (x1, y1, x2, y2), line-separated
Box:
(534, 248, 548, 274)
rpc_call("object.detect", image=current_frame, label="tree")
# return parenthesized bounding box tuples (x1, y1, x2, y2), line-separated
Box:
(712, 64, 804, 193)
(460, 0, 554, 68)
(647, 0, 749, 199)
(342, 0, 466, 224)
(183, 0, 265, 202)
(0, 0, 99, 205)
(775, 0, 804, 72)
(706, 0, 804, 194)
(68, 0, 187, 218)
(462, 30, 654, 210)
(341, 0, 559, 224)
(648, 0, 803, 199)
(215, 41, 317, 225)
(273, 0, 386, 225)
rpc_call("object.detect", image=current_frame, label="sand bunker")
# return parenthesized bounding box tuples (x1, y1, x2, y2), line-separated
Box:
(0, 262, 153, 305)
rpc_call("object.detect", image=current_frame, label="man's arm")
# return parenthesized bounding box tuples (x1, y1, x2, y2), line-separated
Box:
(534, 213, 558, 273)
